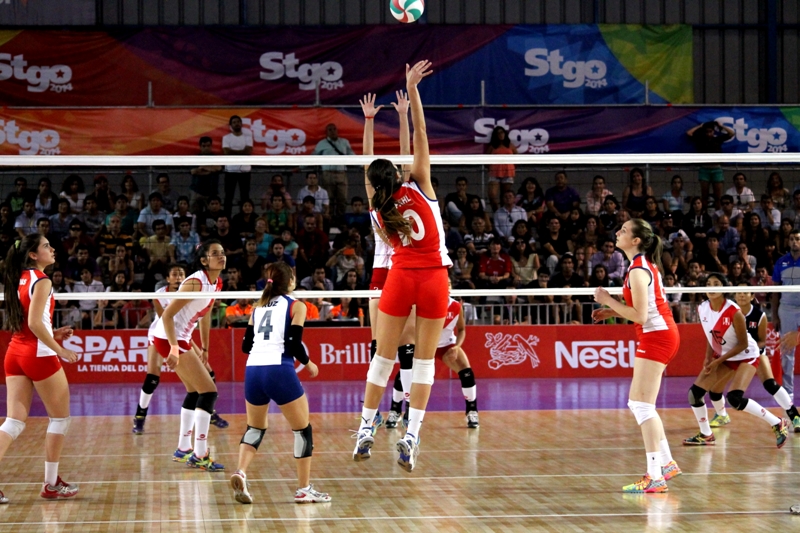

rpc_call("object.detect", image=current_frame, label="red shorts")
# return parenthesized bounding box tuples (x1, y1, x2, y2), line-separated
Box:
(379, 267, 449, 320)
(716, 354, 760, 371)
(152, 337, 192, 359)
(635, 328, 680, 365)
(435, 344, 455, 359)
(4, 353, 62, 382)
(370, 268, 389, 291)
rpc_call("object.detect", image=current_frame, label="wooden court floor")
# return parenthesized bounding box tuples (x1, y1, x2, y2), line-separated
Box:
(1, 409, 799, 532)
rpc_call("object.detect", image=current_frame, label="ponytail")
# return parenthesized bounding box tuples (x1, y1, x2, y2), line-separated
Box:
(367, 159, 412, 243)
(630, 219, 664, 275)
(3, 234, 45, 332)
(257, 262, 293, 307)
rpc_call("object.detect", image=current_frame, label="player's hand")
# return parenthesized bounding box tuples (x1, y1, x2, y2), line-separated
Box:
(57, 348, 79, 363)
(781, 331, 799, 353)
(703, 357, 722, 375)
(54, 326, 74, 341)
(593, 287, 613, 306)
(391, 90, 409, 115)
(166, 354, 179, 370)
(359, 93, 383, 118)
(443, 348, 458, 365)
(305, 361, 319, 378)
(406, 60, 433, 88)
(592, 308, 615, 323)
(199, 349, 209, 365)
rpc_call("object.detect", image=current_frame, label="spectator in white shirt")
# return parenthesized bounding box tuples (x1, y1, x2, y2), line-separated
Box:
(585, 175, 613, 216)
(295, 171, 330, 219)
(724, 172, 756, 211)
(222, 114, 253, 214)
(313, 123, 355, 218)
(753, 194, 781, 231)
(137, 192, 173, 238)
(14, 199, 37, 238)
(493, 191, 528, 238)
(72, 267, 105, 328)
(713, 194, 744, 227)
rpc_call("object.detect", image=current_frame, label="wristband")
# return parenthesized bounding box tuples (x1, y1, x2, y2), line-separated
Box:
(169, 345, 180, 357)
(364, 116, 375, 120)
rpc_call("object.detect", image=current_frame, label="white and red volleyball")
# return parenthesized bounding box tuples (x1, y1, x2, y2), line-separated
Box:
(391, 0, 425, 23)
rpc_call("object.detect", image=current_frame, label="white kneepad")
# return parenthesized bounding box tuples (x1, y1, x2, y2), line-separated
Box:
(47, 417, 71, 435)
(627, 400, 657, 426)
(412, 358, 435, 386)
(0, 418, 26, 440)
(366, 356, 395, 387)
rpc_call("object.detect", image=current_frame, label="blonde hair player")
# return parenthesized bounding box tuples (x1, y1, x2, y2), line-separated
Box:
(592, 219, 681, 493)
(705, 282, 800, 432)
(132, 263, 229, 434)
(360, 90, 417, 430)
(230, 262, 330, 504)
(681, 273, 789, 447)
(151, 240, 226, 471)
(353, 60, 453, 472)
(0, 234, 79, 502)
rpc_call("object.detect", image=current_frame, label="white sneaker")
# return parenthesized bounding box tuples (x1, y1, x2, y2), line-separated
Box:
(396, 434, 420, 472)
(386, 410, 401, 429)
(466, 411, 480, 428)
(353, 428, 374, 461)
(230, 470, 252, 504)
(295, 484, 331, 503)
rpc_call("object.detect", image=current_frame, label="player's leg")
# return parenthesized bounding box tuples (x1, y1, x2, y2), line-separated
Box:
(34, 367, 79, 499)
(707, 372, 731, 427)
(443, 347, 479, 428)
(757, 354, 800, 431)
(683, 368, 729, 445)
(0, 374, 33, 504)
(197, 345, 228, 429)
(174, 348, 222, 470)
(280, 394, 330, 503)
(728, 362, 788, 448)
(231, 398, 268, 505)
(133, 344, 162, 434)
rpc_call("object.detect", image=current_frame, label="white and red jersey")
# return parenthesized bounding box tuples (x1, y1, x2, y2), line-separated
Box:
(369, 209, 393, 270)
(699, 299, 759, 361)
(147, 285, 172, 342)
(373, 179, 452, 269)
(152, 270, 222, 343)
(437, 298, 462, 348)
(7, 268, 56, 358)
(622, 254, 675, 335)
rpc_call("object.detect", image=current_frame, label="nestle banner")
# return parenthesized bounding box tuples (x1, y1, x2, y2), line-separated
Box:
(0, 25, 691, 107)
(1, 324, 789, 384)
(3, 106, 800, 156)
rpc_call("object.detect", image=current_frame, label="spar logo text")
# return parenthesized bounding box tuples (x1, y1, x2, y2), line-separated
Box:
(474, 118, 550, 153)
(259, 52, 344, 91)
(0, 119, 61, 155)
(716, 116, 788, 153)
(555, 340, 636, 369)
(524, 48, 608, 89)
(0, 54, 73, 93)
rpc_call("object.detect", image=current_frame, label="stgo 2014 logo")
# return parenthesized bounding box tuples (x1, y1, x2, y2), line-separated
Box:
(259, 52, 344, 91)
(0, 119, 61, 155)
(0, 54, 73, 93)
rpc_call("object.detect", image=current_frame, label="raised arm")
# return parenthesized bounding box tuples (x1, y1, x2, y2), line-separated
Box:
(359, 92, 383, 208)
(406, 60, 434, 196)
(393, 89, 411, 161)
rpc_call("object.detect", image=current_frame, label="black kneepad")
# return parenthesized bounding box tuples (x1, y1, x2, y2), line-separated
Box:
(196, 391, 218, 414)
(393, 371, 403, 392)
(240, 425, 267, 450)
(708, 391, 724, 402)
(398, 344, 415, 370)
(458, 368, 476, 388)
(763, 379, 781, 396)
(727, 389, 747, 411)
(142, 374, 160, 395)
(182, 391, 200, 410)
(370, 339, 377, 361)
(688, 384, 707, 407)
(293, 424, 313, 458)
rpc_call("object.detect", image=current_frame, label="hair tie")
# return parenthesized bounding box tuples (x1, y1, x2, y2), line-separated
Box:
(267, 278, 273, 284)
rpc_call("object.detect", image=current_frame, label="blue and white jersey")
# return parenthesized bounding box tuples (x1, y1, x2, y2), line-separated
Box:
(247, 295, 296, 367)
(772, 252, 800, 307)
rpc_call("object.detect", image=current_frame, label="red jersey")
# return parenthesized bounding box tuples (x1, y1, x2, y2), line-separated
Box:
(479, 253, 512, 277)
(7, 269, 56, 358)
(622, 254, 675, 336)
(438, 298, 462, 348)
(375, 179, 451, 269)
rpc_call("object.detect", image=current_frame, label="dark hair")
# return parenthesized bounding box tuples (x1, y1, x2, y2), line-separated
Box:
(305, 171, 318, 179)
(302, 195, 315, 205)
(152, 219, 166, 231)
(589, 264, 610, 287)
(148, 191, 163, 202)
(509, 238, 532, 261)
(604, 195, 619, 209)
(38, 177, 52, 188)
(537, 267, 551, 278)
(628, 167, 646, 187)
(191, 239, 224, 273)
(733, 171, 747, 182)
(456, 176, 468, 185)
(366, 158, 412, 243)
(629, 218, 664, 275)
(671, 174, 683, 186)
(489, 126, 511, 149)
(351, 196, 364, 205)
(176, 216, 192, 227)
(229, 114, 242, 125)
(257, 261, 294, 306)
(36, 217, 49, 226)
(177, 195, 190, 206)
(199, 136, 212, 145)
(4, 234, 47, 332)
(704, 272, 729, 287)
(157, 173, 169, 183)
(122, 174, 139, 192)
(62, 174, 85, 194)
(767, 171, 783, 191)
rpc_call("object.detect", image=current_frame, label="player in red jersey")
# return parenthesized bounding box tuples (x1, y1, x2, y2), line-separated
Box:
(353, 60, 452, 472)
(592, 219, 681, 493)
(0, 234, 79, 503)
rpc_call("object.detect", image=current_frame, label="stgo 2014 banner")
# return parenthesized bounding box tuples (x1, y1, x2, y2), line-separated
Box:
(0, 25, 691, 107)
(0, 324, 788, 384)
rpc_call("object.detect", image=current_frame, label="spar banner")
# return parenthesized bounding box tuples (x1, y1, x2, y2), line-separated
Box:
(3, 106, 800, 156)
(0, 25, 691, 107)
(1, 324, 788, 384)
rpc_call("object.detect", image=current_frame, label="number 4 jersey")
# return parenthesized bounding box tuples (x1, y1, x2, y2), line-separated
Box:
(247, 295, 297, 367)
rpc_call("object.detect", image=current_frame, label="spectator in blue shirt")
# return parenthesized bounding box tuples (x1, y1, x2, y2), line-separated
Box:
(544, 171, 580, 224)
(169, 216, 200, 264)
(772, 229, 800, 397)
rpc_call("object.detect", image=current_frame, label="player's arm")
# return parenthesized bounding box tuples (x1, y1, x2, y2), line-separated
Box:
(199, 308, 212, 364)
(289, 301, 318, 377)
(393, 90, 411, 175)
(406, 60, 434, 196)
(360, 93, 382, 208)
(454, 306, 466, 348)
(716, 311, 750, 363)
(153, 299, 164, 317)
(29, 278, 76, 361)
(595, 269, 650, 324)
(160, 278, 200, 352)
(756, 314, 767, 350)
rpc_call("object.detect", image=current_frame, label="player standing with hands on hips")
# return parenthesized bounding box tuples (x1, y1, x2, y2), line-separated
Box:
(353, 60, 453, 472)
(592, 219, 682, 493)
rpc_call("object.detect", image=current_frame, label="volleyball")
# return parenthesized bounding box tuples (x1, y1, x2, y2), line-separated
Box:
(390, 0, 425, 23)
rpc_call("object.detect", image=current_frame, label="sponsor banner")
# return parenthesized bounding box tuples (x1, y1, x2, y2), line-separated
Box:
(0, 25, 689, 107)
(4, 324, 790, 384)
(4, 106, 800, 156)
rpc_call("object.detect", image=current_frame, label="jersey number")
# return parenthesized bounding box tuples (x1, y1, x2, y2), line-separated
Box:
(257, 310, 273, 340)
(401, 208, 425, 246)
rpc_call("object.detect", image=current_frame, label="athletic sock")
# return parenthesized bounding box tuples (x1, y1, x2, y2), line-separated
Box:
(659, 438, 673, 466)
(773, 387, 794, 411)
(138, 373, 160, 411)
(742, 399, 781, 426)
(710, 398, 727, 417)
(646, 452, 663, 481)
(359, 407, 378, 432)
(44, 462, 58, 487)
(178, 408, 195, 450)
(406, 407, 425, 439)
(193, 410, 212, 458)
(788, 406, 800, 419)
(399, 369, 412, 402)
(391, 372, 404, 406)
(691, 405, 713, 436)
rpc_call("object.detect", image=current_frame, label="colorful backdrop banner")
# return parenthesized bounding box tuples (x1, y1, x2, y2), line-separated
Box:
(0, 25, 692, 107)
(1, 106, 798, 156)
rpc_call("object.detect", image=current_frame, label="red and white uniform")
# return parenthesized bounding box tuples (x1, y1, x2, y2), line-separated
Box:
(699, 299, 759, 365)
(147, 285, 172, 343)
(622, 254, 679, 364)
(375, 179, 451, 319)
(4, 269, 62, 381)
(152, 270, 222, 354)
(435, 298, 462, 358)
(369, 209, 393, 291)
